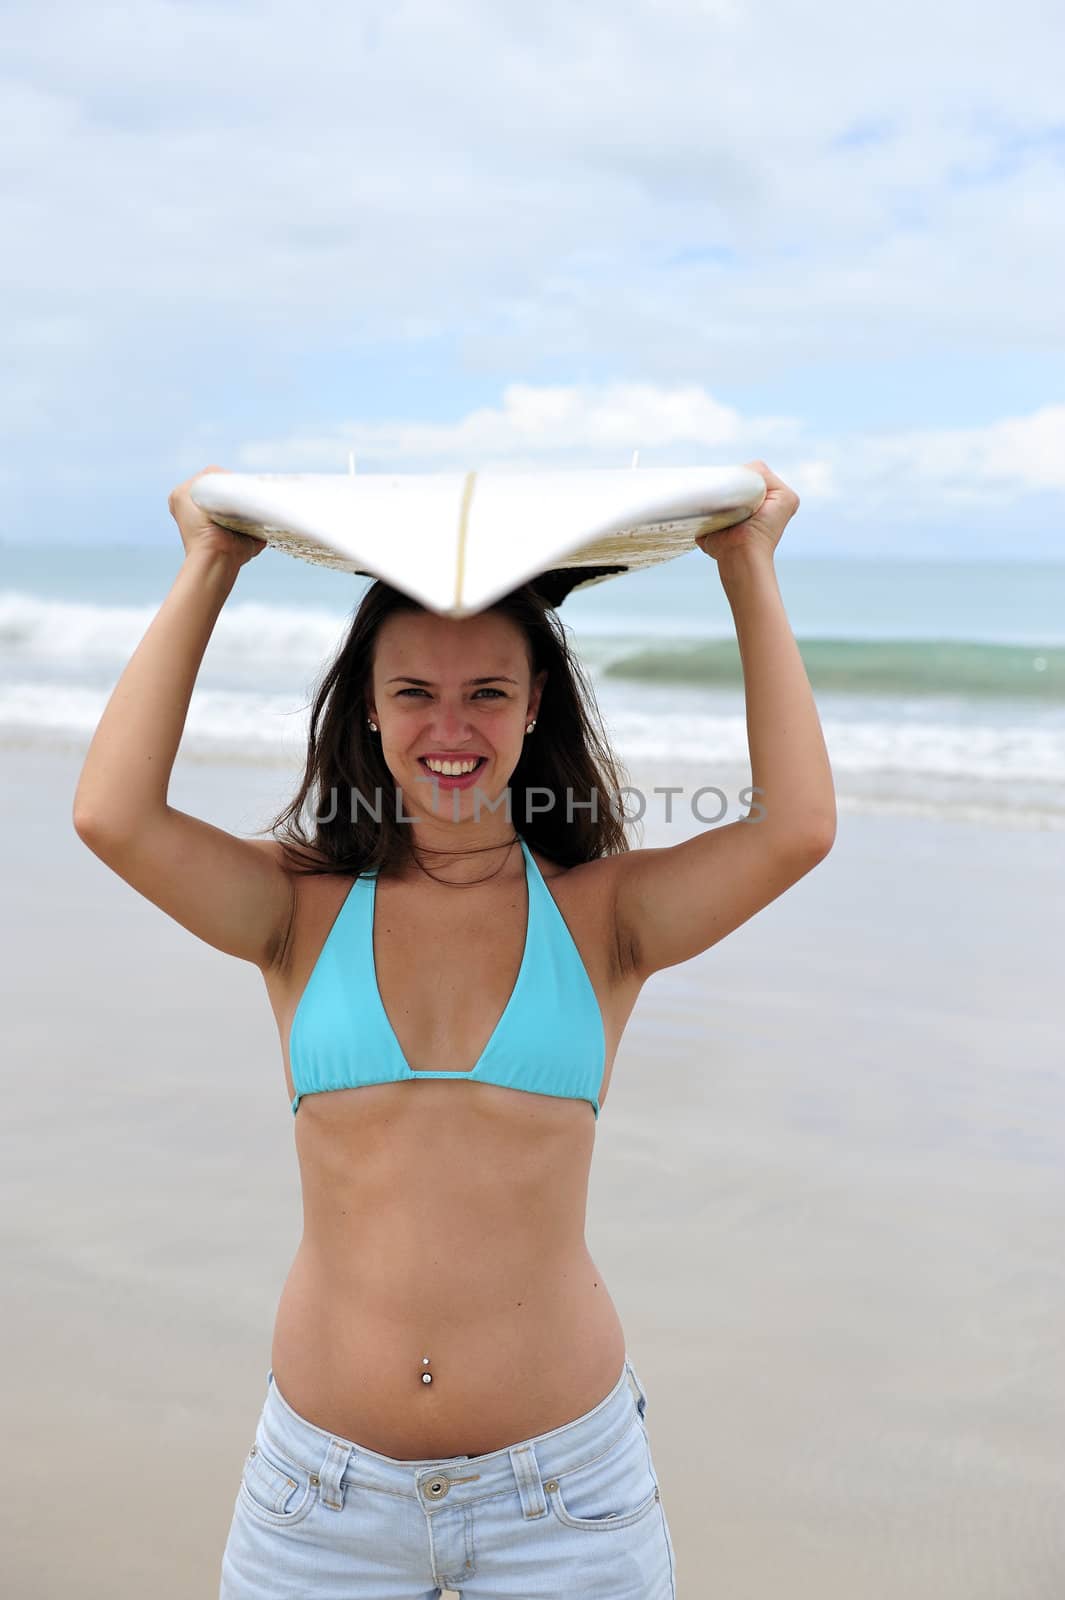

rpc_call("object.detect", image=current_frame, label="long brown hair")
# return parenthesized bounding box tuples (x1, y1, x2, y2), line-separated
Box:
(262, 579, 632, 877)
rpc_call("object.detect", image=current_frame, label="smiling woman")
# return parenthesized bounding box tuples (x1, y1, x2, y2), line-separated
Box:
(71, 461, 833, 1599)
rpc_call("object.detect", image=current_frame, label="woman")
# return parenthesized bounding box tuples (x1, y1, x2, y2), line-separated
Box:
(73, 459, 835, 1599)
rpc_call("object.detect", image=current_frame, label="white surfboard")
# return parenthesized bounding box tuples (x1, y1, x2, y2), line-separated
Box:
(189, 465, 767, 617)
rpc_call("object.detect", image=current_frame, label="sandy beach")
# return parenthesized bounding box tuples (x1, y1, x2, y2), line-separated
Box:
(2, 740, 1063, 1599)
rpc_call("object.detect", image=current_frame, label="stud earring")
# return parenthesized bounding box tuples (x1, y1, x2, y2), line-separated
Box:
(368, 719, 378, 732)
(525, 720, 536, 734)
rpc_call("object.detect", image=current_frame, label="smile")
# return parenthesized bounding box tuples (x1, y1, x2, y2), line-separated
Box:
(418, 756, 487, 779)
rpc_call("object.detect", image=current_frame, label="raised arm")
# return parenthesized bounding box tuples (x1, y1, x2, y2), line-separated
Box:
(613, 462, 836, 981)
(72, 469, 293, 971)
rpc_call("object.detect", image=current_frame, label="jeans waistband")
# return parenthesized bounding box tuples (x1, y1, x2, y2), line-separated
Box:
(257, 1356, 649, 1515)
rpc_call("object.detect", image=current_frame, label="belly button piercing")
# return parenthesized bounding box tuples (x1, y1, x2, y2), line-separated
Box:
(422, 1355, 432, 1385)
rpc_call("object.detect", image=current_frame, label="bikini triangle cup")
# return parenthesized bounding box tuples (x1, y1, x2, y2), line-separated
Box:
(288, 835, 605, 1118)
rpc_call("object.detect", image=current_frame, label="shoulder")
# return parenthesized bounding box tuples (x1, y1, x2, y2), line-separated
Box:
(245, 838, 355, 974)
(528, 845, 634, 981)
(528, 845, 624, 886)
(246, 836, 342, 876)
(242, 837, 291, 867)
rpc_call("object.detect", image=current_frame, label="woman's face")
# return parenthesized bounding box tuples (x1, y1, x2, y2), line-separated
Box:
(367, 609, 547, 822)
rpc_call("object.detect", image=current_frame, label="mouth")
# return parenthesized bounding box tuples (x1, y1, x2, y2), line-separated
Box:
(417, 755, 488, 789)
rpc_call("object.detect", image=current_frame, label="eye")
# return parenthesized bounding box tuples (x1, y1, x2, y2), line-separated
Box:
(395, 688, 505, 699)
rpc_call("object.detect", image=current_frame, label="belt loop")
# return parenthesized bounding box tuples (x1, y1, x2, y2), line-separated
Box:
(625, 1358, 649, 1420)
(316, 1438, 353, 1512)
(508, 1442, 549, 1520)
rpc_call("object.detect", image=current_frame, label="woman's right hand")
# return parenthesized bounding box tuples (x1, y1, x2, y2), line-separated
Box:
(168, 466, 267, 568)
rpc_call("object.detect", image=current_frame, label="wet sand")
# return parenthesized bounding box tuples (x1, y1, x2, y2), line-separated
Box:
(2, 743, 1063, 1598)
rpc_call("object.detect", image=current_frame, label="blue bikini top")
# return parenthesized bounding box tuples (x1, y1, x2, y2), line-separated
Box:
(289, 835, 605, 1120)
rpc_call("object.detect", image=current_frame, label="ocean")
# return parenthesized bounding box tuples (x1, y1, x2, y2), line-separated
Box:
(2, 541, 1063, 830)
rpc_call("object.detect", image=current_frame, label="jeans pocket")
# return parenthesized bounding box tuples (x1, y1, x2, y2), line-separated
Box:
(547, 1416, 661, 1532)
(237, 1437, 317, 1529)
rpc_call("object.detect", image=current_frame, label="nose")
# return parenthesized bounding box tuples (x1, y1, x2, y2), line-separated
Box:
(433, 701, 474, 740)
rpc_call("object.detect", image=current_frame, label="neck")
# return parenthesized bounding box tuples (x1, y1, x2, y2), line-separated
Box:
(401, 819, 523, 886)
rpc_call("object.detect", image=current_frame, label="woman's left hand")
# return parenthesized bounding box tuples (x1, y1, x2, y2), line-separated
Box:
(695, 460, 800, 563)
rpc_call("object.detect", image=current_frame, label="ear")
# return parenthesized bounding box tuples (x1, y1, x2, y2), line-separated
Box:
(529, 669, 548, 720)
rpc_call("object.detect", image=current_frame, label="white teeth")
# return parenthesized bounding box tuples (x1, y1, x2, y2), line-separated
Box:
(424, 758, 481, 775)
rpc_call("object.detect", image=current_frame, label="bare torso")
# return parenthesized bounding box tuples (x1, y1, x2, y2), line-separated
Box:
(256, 840, 644, 1459)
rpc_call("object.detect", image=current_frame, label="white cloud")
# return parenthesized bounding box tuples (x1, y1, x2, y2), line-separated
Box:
(234, 381, 796, 467)
(232, 382, 1064, 519)
(857, 403, 1065, 504)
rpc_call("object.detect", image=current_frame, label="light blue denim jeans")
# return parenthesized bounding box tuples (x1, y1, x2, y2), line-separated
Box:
(219, 1356, 677, 1598)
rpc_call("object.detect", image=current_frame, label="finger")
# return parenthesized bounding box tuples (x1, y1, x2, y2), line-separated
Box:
(742, 459, 789, 489)
(743, 461, 800, 511)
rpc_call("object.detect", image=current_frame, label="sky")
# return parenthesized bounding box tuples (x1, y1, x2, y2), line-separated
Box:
(2, 0, 1063, 559)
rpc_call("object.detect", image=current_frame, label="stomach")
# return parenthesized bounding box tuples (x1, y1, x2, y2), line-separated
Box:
(269, 1082, 626, 1459)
